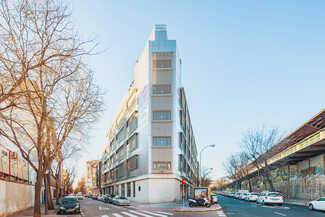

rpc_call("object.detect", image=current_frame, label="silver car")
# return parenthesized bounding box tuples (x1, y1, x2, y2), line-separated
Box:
(112, 196, 130, 206)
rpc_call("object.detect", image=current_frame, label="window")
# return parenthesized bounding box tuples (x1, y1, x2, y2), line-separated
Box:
(127, 182, 131, 197)
(153, 111, 171, 120)
(153, 162, 171, 171)
(117, 127, 126, 142)
(133, 181, 136, 197)
(128, 114, 137, 133)
(153, 137, 171, 147)
(178, 155, 182, 172)
(153, 60, 171, 69)
(153, 85, 171, 94)
(128, 155, 137, 171)
(128, 134, 137, 152)
(117, 145, 126, 159)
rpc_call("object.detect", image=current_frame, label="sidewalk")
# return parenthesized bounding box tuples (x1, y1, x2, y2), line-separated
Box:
(9, 200, 60, 217)
(128, 200, 222, 212)
(284, 199, 309, 207)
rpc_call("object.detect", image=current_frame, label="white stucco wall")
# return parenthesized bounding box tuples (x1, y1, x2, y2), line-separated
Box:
(0, 180, 35, 217)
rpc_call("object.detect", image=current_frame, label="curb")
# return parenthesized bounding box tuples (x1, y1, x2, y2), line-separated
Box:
(284, 202, 308, 208)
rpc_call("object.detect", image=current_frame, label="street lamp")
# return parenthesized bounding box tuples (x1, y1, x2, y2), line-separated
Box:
(199, 144, 215, 187)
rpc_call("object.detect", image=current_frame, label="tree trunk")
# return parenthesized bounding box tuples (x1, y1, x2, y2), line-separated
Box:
(248, 178, 252, 192)
(34, 171, 42, 217)
(55, 173, 59, 205)
(266, 173, 275, 191)
(46, 173, 54, 210)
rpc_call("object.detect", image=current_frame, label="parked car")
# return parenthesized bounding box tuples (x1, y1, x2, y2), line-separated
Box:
(258, 191, 283, 205)
(104, 194, 112, 203)
(76, 193, 83, 200)
(98, 195, 105, 202)
(57, 196, 80, 214)
(309, 197, 325, 211)
(235, 192, 241, 199)
(245, 193, 259, 202)
(92, 194, 98, 199)
(107, 194, 116, 203)
(239, 193, 248, 200)
(112, 196, 130, 206)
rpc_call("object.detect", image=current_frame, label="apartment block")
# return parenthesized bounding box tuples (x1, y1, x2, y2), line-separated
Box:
(101, 24, 199, 203)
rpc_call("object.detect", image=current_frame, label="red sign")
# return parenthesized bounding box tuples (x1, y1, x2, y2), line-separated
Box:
(182, 178, 186, 185)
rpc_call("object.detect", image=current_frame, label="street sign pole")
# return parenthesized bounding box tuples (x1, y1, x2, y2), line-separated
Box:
(182, 178, 186, 209)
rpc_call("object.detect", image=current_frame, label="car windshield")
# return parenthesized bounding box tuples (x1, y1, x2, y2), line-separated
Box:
(251, 193, 258, 195)
(268, 193, 281, 197)
(61, 197, 78, 203)
(243, 193, 247, 195)
(120, 197, 127, 199)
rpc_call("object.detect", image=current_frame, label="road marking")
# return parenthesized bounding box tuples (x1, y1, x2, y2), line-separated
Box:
(101, 215, 109, 217)
(140, 210, 168, 217)
(99, 206, 110, 210)
(274, 212, 287, 216)
(154, 211, 173, 215)
(217, 211, 226, 217)
(112, 214, 124, 217)
(121, 212, 138, 217)
(129, 210, 154, 217)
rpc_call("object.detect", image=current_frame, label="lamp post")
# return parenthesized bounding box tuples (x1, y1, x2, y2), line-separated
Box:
(199, 144, 215, 187)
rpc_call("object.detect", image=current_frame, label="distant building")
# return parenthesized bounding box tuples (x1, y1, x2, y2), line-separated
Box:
(101, 25, 199, 203)
(84, 160, 96, 194)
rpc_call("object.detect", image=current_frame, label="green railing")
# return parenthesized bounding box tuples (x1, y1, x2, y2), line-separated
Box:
(247, 129, 324, 175)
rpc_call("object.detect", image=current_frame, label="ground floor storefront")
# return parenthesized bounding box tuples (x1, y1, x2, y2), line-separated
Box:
(101, 174, 197, 203)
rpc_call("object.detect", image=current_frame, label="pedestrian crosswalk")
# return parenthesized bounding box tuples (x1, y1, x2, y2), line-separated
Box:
(101, 210, 173, 217)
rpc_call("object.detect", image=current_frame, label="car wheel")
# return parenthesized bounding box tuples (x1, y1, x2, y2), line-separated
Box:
(189, 202, 195, 207)
(309, 204, 314, 211)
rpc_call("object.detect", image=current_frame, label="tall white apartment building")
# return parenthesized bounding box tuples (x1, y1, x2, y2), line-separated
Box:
(101, 24, 199, 203)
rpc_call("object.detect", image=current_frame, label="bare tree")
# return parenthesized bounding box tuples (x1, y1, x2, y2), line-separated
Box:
(241, 126, 283, 191)
(201, 166, 213, 187)
(0, 1, 102, 216)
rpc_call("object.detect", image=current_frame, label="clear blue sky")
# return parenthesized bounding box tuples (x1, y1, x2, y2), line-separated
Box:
(71, 0, 325, 182)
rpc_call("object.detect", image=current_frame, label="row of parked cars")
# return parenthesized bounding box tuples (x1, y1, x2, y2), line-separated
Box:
(220, 190, 284, 206)
(219, 190, 325, 212)
(90, 194, 130, 206)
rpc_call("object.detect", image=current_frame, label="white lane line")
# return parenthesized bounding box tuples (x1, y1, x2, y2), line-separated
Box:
(252, 205, 257, 207)
(217, 211, 227, 217)
(121, 212, 138, 217)
(274, 212, 287, 216)
(101, 215, 109, 217)
(140, 210, 168, 217)
(129, 210, 153, 217)
(112, 213, 124, 217)
(154, 211, 173, 215)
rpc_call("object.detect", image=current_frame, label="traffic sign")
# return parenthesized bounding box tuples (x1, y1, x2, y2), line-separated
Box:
(182, 178, 186, 185)
(257, 185, 260, 189)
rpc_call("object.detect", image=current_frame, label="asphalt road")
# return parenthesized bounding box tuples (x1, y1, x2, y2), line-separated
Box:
(218, 194, 325, 217)
(66, 197, 223, 217)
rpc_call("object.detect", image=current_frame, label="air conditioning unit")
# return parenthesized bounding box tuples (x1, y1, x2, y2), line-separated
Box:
(11, 152, 18, 159)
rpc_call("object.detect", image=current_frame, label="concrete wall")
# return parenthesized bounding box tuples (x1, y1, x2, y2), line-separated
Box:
(0, 180, 35, 217)
(247, 175, 325, 201)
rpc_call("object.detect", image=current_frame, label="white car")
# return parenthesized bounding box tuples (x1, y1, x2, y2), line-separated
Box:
(245, 193, 259, 202)
(239, 193, 248, 200)
(309, 197, 325, 211)
(76, 193, 83, 200)
(258, 191, 283, 205)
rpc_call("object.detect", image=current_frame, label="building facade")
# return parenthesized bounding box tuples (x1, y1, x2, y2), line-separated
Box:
(101, 25, 199, 203)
